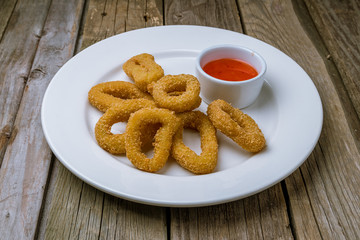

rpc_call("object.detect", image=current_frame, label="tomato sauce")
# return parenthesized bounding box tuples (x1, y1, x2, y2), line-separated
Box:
(202, 58, 258, 81)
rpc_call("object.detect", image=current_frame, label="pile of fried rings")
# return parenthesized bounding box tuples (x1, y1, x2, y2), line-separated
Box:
(88, 53, 266, 174)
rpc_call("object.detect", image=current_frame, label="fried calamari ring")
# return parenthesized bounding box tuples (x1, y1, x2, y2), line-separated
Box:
(122, 53, 164, 92)
(207, 99, 265, 153)
(150, 74, 201, 112)
(125, 108, 181, 173)
(95, 102, 156, 154)
(171, 111, 218, 174)
(88, 81, 155, 112)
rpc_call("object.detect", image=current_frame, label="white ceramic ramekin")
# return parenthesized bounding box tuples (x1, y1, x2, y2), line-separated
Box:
(195, 45, 267, 109)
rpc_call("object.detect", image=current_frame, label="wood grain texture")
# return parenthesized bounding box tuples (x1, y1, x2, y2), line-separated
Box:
(79, 0, 128, 50)
(0, 0, 17, 41)
(0, 0, 51, 166)
(40, 0, 167, 239)
(165, 0, 242, 32)
(42, 165, 85, 239)
(237, 0, 360, 239)
(292, 0, 360, 152)
(99, 195, 167, 239)
(0, 0, 84, 239)
(171, 184, 292, 240)
(303, 0, 360, 122)
(283, 170, 322, 240)
(80, 0, 163, 50)
(0, 0, 52, 238)
(126, 0, 163, 31)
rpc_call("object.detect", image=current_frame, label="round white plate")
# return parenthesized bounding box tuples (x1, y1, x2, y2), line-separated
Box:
(41, 25, 323, 207)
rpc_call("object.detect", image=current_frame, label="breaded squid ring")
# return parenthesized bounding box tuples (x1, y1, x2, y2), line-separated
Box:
(207, 99, 266, 153)
(88, 81, 155, 112)
(148, 88, 202, 112)
(171, 111, 218, 174)
(125, 108, 181, 173)
(95, 102, 156, 154)
(122, 53, 164, 92)
(150, 74, 201, 112)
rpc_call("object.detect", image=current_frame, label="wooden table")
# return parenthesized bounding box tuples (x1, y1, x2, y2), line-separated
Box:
(0, 0, 359, 239)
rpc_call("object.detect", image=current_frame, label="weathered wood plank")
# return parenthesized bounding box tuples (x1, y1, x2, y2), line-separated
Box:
(0, 0, 52, 238)
(171, 184, 292, 240)
(304, 0, 360, 123)
(257, 185, 293, 239)
(42, 165, 85, 239)
(0, 0, 84, 239)
(237, 0, 360, 239)
(102, 196, 167, 239)
(80, 0, 128, 50)
(144, 0, 163, 27)
(300, 145, 360, 239)
(41, 0, 166, 239)
(68, 184, 104, 240)
(0, 0, 17, 41)
(0, 0, 51, 166)
(292, 0, 360, 150)
(284, 170, 322, 240)
(165, 0, 242, 32)
(166, 1, 293, 239)
(80, 0, 163, 50)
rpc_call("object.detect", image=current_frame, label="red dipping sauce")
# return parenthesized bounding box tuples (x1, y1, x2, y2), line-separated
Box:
(202, 58, 258, 81)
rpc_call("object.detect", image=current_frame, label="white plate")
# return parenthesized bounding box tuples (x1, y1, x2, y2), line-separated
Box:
(41, 26, 323, 207)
